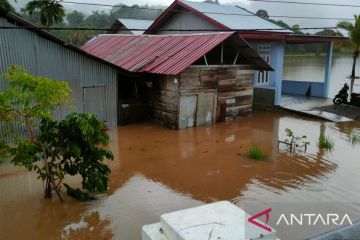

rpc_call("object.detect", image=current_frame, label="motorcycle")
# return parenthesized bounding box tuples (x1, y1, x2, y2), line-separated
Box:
(333, 83, 349, 105)
(333, 82, 360, 107)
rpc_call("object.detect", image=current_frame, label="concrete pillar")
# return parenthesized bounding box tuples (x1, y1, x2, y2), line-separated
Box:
(323, 42, 333, 98)
(274, 42, 285, 106)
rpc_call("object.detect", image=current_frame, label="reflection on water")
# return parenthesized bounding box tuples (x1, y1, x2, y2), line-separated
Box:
(284, 54, 360, 97)
(1, 112, 360, 239)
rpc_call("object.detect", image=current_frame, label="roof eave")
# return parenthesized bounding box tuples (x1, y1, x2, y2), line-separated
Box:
(286, 34, 349, 44)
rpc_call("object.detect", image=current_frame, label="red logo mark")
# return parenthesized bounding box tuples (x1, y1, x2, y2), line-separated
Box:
(248, 208, 272, 232)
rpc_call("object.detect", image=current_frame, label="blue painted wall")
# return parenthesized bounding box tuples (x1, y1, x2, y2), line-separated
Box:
(250, 41, 285, 105)
(282, 80, 325, 97)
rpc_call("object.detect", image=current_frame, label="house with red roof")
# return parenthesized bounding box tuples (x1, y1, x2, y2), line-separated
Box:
(82, 32, 272, 128)
(144, 0, 344, 106)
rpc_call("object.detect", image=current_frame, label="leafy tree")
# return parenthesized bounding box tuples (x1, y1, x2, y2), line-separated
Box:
(337, 15, 360, 97)
(315, 29, 343, 37)
(67, 10, 85, 26)
(24, 0, 65, 27)
(68, 30, 95, 46)
(20, 8, 42, 25)
(0, 66, 113, 201)
(109, 5, 163, 21)
(271, 19, 291, 30)
(0, 0, 14, 12)
(85, 11, 112, 29)
(291, 24, 304, 35)
(0, 66, 71, 140)
(20, 3, 164, 46)
(256, 9, 269, 19)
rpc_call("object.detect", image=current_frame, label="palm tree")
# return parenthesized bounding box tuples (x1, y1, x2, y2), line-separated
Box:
(337, 15, 360, 98)
(24, 0, 65, 27)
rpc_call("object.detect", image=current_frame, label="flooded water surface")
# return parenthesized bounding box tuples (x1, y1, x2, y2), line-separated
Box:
(1, 111, 360, 239)
(284, 54, 360, 97)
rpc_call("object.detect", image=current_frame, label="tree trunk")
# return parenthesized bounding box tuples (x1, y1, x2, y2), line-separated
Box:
(44, 177, 52, 198)
(350, 51, 359, 100)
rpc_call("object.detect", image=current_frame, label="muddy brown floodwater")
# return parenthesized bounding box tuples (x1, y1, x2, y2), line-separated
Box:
(1, 111, 360, 240)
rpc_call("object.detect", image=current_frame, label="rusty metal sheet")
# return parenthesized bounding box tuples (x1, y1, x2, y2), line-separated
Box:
(81, 32, 273, 74)
(82, 33, 233, 75)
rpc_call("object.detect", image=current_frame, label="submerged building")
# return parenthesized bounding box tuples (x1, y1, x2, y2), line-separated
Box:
(82, 32, 272, 128)
(145, 0, 344, 106)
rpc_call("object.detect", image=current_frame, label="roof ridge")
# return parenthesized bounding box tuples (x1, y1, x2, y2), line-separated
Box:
(98, 32, 234, 37)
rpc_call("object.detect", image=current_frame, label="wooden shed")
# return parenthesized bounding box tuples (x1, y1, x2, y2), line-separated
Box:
(82, 32, 272, 129)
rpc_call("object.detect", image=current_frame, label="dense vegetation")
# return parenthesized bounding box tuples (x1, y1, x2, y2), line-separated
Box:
(0, 1, 350, 52)
(20, 4, 164, 45)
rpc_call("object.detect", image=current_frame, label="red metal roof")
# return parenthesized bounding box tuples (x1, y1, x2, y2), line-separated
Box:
(81, 32, 235, 75)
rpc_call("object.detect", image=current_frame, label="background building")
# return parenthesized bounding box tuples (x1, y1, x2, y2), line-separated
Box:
(145, 0, 342, 106)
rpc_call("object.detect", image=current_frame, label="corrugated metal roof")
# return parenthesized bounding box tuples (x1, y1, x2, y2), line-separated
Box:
(116, 18, 154, 35)
(180, 0, 292, 33)
(81, 32, 273, 75)
(146, 0, 292, 34)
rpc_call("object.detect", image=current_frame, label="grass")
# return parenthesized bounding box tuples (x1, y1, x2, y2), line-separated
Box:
(318, 135, 334, 150)
(349, 133, 360, 145)
(247, 144, 267, 160)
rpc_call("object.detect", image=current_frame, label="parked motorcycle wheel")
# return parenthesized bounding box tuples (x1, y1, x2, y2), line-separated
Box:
(333, 97, 343, 105)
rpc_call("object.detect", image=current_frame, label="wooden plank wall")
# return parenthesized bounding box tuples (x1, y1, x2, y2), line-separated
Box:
(179, 65, 254, 122)
(150, 75, 179, 129)
(150, 65, 254, 129)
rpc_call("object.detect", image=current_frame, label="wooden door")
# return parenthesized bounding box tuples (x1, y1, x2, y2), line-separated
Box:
(179, 95, 197, 129)
(196, 92, 217, 126)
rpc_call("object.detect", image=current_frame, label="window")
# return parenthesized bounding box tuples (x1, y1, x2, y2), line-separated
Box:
(257, 54, 270, 85)
(258, 45, 271, 52)
(256, 45, 271, 85)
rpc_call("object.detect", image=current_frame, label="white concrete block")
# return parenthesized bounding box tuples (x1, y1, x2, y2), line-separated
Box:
(160, 201, 277, 240)
(142, 201, 279, 240)
(142, 222, 164, 240)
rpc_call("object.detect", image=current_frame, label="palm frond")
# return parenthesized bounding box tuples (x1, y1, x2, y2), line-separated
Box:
(337, 21, 354, 31)
(25, 0, 65, 27)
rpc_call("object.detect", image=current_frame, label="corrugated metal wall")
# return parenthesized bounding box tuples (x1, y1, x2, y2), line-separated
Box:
(0, 17, 118, 135)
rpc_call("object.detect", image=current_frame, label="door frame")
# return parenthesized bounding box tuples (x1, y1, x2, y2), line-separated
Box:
(178, 94, 198, 129)
(178, 90, 218, 128)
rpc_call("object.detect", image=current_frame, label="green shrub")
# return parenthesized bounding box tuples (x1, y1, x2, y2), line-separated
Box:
(247, 144, 267, 160)
(318, 135, 334, 150)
